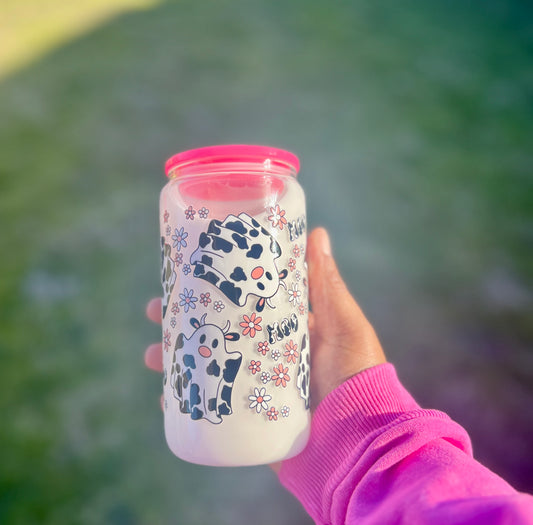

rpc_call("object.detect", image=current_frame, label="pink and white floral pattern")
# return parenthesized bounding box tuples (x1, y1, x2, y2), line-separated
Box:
(287, 283, 301, 305)
(266, 407, 279, 421)
(248, 387, 272, 413)
(248, 360, 261, 375)
(284, 339, 299, 364)
(272, 364, 290, 388)
(240, 312, 262, 338)
(267, 204, 288, 230)
(257, 341, 270, 356)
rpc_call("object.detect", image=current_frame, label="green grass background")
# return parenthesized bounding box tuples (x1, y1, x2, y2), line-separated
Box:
(1, 1, 532, 523)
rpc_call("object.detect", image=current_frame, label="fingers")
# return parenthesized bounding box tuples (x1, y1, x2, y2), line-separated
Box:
(146, 297, 162, 324)
(145, 343, 164, 372)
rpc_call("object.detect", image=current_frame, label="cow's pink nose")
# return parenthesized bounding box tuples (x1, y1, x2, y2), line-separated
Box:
(198, 346, 212, 358)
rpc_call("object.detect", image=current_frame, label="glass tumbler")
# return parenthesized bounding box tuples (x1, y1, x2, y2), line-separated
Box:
(159, 145, 310, 466)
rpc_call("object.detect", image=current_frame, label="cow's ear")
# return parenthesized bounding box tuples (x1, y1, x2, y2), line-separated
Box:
(256, 297, 265, 312)
(224, 332, 240, 342)
(175, 333, 185, 349)
(278, 269, 288, 280)
(190, 318, 201, 329)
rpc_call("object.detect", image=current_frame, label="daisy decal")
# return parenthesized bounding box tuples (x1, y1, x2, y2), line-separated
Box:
(281, 405, 290, 418)
(287, 283, 301, 305)
(284, 339, 299, 364)
(240, 312, 262, 338)
(267, 204, 287, 230)
(260, 371, 271, 384)
(248, 387, 272, 413)
(271, 349, 281, 361)
(293, 244, 301, 258)
(213, 300, 225, 312)
(179, 288, 198, 313)
(272, 364, 290, 388)
(198, 207, 209, 219)
(248, 360, 261, 375)
(172, 227, 188, 251)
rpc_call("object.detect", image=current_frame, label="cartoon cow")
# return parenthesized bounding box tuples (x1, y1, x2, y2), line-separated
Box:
(161, 237, 177, 318)
(190, 213, 287, 312)
(170, 314, 241, 424)
(296, 333, 310, 409)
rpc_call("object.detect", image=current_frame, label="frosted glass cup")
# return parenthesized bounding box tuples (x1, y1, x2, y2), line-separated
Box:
(159, 145, 311, 466)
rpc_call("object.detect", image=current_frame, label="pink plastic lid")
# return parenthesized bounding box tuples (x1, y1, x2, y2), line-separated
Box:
(164, 144, 300, 177)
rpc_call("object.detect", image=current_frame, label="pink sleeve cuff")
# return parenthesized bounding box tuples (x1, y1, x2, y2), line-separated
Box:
(278, 363, 471, 521)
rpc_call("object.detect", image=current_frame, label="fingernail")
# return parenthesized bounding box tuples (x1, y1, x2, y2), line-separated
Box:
(322, 229, 332, 257)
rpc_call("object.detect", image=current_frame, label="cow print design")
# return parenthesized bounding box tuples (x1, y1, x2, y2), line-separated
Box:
(296, 333, 310, 409)
(161, 236, 177, 318)
(170, 314, 241, 424)
(190, 213, 287, 312)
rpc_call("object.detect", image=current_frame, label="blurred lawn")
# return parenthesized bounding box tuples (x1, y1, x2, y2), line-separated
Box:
(1, 0, 532, 523)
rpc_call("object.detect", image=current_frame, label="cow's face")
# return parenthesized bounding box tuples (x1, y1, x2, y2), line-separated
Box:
(175, 315, 240, 360)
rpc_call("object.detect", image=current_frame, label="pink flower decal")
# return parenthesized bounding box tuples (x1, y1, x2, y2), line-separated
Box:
(257, 341, 270, 356)
(293, 244, 301, 257)
(288, 258, 296, 271)
(163, 210, 170, 223)
(248, 360, 261, 375)
(268, 204, 287, 230)
(163, 329, 172, 352)
(266, 407, 279, 421)
(184, 205, 196, 220)
(174, 252, 183, 266)
(240, 312, 262, 338)
(272, 364, 290, 388)
(284, 339, 299, 364)
(199, 292, 212, 307)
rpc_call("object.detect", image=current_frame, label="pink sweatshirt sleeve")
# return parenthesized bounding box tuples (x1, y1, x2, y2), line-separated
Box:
(279, 363, 533, 524)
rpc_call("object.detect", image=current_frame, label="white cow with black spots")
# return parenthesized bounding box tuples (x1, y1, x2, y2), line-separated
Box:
(170, 314, 241, 424)
(190, 213, 288, 311)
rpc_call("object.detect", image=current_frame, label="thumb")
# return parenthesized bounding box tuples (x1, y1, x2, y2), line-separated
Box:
(305, 228, 386, 405)
(307, 228, 366, 338)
